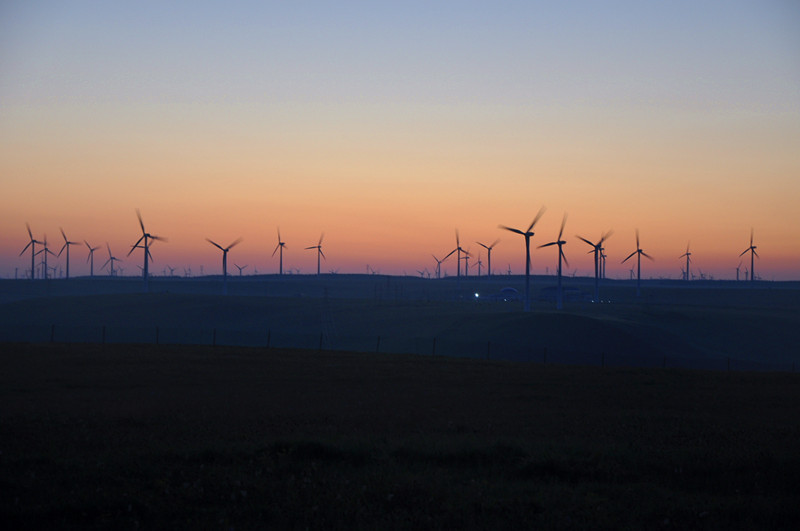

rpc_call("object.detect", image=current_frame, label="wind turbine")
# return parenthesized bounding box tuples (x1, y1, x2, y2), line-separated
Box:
(431, 254, 448, 279)
(273, 228, 286, 275)
(102, 243, 121, 277)
(739, 229, 758, 284)
(475, 252, 484, 277)
(499, 206, 546, 311)
(736, 261, 742, 282)
(539, 214, 569, 310)
(462, 248, 472, 278)
(85, 241, 100, 277)
(206, 237, 242, 294)
(679, 242, 692, 282)
(234, 263, 248, 276)
(476, 239, 500, 278)
(35, 235, 56, 280)
(20, 223, 42, 280)
(127, 209, 166, 292)
(57, 228, 80, 279)
(446, 230, 469, 282)
(305, 233, 325, 275)
(577, 230, 613, 302)
(621, 229, 653, 297)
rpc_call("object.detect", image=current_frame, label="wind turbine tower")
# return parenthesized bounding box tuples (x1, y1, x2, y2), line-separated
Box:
(206, 237, 242, 294)
(621, 229, 653, 297)
(58, 228, 79, 279)
(539, 214, 569, 310)
(499, 206, 546, 312)
(577, 230, 612, 302)
(476, 239, 500, 278)
(20, 223, 42, 280)
(102, 243, 121, 277)
(128, 210, 166, 292)
(679, 242, 692, 282)
(36, 236, 56, 280)
(305, 234, 326, 275)
(273, 228, 287, 275)
(739, 229, 758, 284)
(85, 241, 100, 277)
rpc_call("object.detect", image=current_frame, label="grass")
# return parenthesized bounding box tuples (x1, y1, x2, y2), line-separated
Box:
(2, 342, 799, 529)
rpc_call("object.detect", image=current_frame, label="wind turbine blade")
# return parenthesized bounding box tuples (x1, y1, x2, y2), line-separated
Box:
(305, 246, 316, 251)
(102, 259, 111, 269)
(600, 230, 614, 243)
(750, 228, 754, 246)
(753, 249, 759, 258)
(443, 249, 456, 260)
(558, 214, 567, 240)
(622, 251, 637, 263)
(272, 244, 280, 257)
(135, 208, 146, 234)
(538, 242, 557, 249)
(561, 249, 569, 268)
(19, 242, 31, 256)
(635, 228, 640, 249)
(277, 227, 281, 241)
(206, 238, 224, 251)
(319, 249, 326, 260)
(642, 251, 654, 261)
(127, 236, 144, 256)
(576, 236, 594, 247)
(58, 243, 67, 257)
(228, 237, 243, 249)
(26, 223, 33, 240)
(490, 238, 500, 248)
(318, 233, 324, 246)
(151, 235, 167, 242)
(60, 227, 67, 242)
(739, 248, 749, 257)
(528, 206, 547, 232)
(455, 229, 460, 247)
(106, 243, 112, 257)
(499, 225, 524, 235)
(477, 242, 489, 250)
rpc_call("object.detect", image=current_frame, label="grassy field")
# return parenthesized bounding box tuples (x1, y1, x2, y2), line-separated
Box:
(2, 342, 799, 529)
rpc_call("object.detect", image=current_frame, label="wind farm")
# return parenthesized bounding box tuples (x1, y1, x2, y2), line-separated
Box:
(1, 2, 799, 527)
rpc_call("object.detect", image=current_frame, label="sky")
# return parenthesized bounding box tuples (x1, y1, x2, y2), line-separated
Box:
(1, 0, 799, 280)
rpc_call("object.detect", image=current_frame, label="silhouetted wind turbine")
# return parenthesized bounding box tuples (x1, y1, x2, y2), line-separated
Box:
(447, 230, 469, 282)
(577, 230, 613, 302)
(739, 229, 758, 284)
(431, 255, 447, 279)
(476, 239, 500, 278)
(128, 210, 166, 292)
(206, 237, 242, 294)
(499, 206, 546, 311)
(57, 228, 79, 279)
(273, 227, 286, 275)
(35, 235, 56, 280)
(305, 233, 325, 275)
(621, 229, 653, 297)
(475, 251, 484, 277)
(736, 261, 742, 282)
(85, 241, 100, 277)
(539, 214, 569, 310)
(462, 248, 472, 277)
(234, 263, 247, 276)
(679, 242, 692, 281)
(102, 243, 121, 277)
(20, 223, 42, 280)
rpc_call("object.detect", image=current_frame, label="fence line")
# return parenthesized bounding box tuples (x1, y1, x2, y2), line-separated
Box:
(0, 323, 795, 373)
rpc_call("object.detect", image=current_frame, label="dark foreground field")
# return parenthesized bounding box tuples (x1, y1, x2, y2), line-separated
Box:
(2, 343, 799, 529)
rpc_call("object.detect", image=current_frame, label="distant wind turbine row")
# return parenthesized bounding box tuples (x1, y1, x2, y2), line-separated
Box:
(18, 210, 764, 300)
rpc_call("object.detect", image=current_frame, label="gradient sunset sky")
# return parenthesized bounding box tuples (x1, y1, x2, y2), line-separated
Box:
(2, 1, 799, 280)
